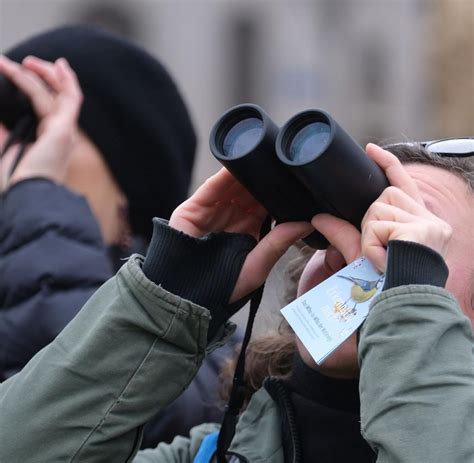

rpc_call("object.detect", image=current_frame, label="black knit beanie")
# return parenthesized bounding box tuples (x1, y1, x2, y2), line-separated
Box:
(6, 24, 196, 240)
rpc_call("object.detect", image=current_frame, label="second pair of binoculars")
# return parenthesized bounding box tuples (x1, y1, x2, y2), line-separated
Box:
(209, 104, 389, 249)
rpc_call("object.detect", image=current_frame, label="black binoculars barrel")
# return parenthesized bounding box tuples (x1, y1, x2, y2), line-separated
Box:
(210, 104, 389, 249)
(277, 110, 389, 228)
(0, 75, 35, 130)
(210, 105, 333, 248)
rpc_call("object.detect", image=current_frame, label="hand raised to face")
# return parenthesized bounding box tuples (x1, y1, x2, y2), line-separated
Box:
(169, 168, 314, 303)
(312, 144, 453, 273)
(0, 55, 82, 190)
(297, 143, 454, 378)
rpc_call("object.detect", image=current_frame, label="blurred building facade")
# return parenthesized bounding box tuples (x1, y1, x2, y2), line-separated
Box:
(431, 0, 473, 137)
(1, 0, 472, 191)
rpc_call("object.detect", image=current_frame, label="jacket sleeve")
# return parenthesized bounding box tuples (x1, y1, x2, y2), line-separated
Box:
(0, 178, 112, 379)
(141, 335, 241, 448)
(359, 285, 474, 463)
(0, 255, 234, 462)
(134, 423, 220, 463)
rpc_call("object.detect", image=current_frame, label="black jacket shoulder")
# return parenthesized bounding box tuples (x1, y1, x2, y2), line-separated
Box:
(0, 179, 112, 379)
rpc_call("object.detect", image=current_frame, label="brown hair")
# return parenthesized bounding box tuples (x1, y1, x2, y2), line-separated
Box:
(384, 142, 474, 192)
(220, 142, 473, 405)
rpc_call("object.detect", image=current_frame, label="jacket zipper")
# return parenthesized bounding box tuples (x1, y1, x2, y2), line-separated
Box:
(263, 377, 302, 463)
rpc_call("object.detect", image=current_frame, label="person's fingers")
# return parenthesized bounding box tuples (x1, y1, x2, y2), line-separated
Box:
(49, 59, 82, 131)
(297, 250, 329, 295)
(324, 245, 347, 273)
(191, 168, 239, 207)
(366, 143, 425, 205)
(23, 56, 82, 114)
(361, 220, 410, 272)
(230, 221, 314, 302)
(376, 186, 433, 217)
(20, 58, 82, 138)
(199, 199, 267, 238)
(297, 246, 346, 297)
(172, 170, 264, 230)
(225, 181, 261, 210)
(230, 201, 269, 228)
(55, 59, 82, 99)
(311, 213, 361, 264)
(223, 210, 268, 239)
(361, 201, 418, 235)
(22, 56, 61, 90)
(169, 197, 263, 238)
(361, 220, 434, 272)
(0, 55, 52, 117)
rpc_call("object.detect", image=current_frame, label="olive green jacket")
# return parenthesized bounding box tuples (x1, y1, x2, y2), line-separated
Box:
(0, 256, 472, 462)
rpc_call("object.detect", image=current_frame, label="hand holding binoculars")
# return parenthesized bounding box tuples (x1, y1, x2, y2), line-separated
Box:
(209, 104, 389, 248)
(0, 74, 36, 133)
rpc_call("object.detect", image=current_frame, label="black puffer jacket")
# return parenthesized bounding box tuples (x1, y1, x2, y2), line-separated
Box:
(0, 178, 235, 447)
(0, 179, 111, 379)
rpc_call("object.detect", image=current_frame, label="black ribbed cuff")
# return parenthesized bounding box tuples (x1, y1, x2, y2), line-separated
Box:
(383, 240, 449, 290)
(143, 219, 257, 338)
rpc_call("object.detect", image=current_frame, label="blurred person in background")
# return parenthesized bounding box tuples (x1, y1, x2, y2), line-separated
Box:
(0, 25, 239, 448)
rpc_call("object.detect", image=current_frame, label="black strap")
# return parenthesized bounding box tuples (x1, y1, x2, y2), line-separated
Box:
(216, 216, 271, 462)
(1, 115, 36, 180)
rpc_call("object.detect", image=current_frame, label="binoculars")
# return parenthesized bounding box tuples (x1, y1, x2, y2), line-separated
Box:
(210, 104, 389, 248)
(0, 75, 36, 133)
(1, 71, 388, 249)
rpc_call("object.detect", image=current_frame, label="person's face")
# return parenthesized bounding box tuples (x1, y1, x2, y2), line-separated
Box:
(64, 131, 128, 245)
(405, 164, 474, 319)
(0, 123, 127, 245)
(0, 124, 127, 244)
(296, 164, 474, 377)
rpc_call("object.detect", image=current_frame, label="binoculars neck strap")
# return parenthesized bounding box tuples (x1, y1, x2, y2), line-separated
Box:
(216, 216, 271, 463)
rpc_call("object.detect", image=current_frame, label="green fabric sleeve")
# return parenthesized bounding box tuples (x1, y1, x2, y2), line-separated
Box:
(359, 285, 474, 463)
(134, 423, 220, 462)
(0, 255, 234, 462)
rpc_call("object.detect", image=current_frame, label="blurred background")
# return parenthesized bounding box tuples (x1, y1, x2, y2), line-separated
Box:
(1, 0, 473, 327)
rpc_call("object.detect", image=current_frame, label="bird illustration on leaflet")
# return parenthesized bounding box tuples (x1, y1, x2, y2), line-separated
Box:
(334, 275, 385, 321)
(281, 256, 385, 364)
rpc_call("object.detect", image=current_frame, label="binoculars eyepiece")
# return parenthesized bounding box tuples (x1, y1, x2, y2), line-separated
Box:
(210, 104, 389, 248)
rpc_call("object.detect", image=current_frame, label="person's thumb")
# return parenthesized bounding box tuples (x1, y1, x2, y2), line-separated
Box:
(312, 213, 361, 264)
(230, 221, 313, 303)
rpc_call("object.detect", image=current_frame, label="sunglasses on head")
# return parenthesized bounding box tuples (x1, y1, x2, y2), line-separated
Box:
(386, 137, 474, 158)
